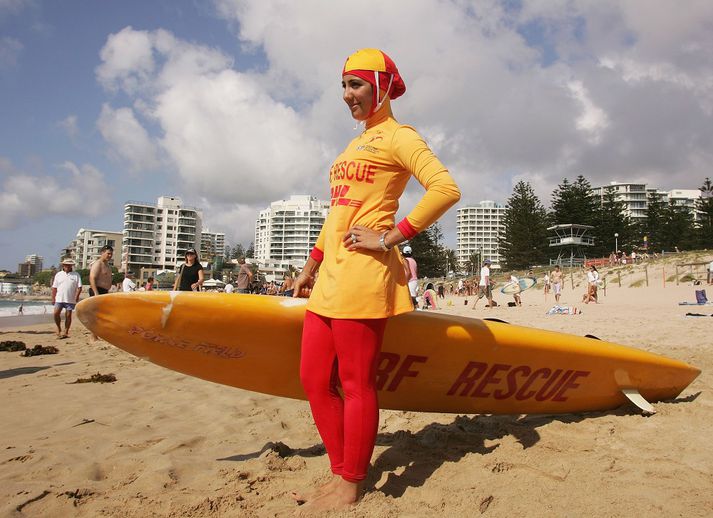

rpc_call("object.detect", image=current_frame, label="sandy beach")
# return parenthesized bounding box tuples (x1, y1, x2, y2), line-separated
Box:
(1, 257, 712, 517)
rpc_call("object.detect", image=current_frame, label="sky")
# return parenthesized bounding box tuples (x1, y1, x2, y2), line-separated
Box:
(1, 0, 712, 271)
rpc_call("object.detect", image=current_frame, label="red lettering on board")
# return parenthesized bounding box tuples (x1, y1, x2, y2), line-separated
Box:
(535, 369, 573, 401)
(515, 368, 551, 400)
(446, 361, 488, 396)
(471, 363, 511, 398)
(386, 355, 427, 392)
(493, 365, 531, 400)
(375, 352, 400, 391)
(552, 370, 590, 402)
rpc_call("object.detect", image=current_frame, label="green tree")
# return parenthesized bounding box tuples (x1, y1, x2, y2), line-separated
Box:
(550, 175, 597, 227)
(77, 269, 90, 285)
(230, 243, 246, 260)
(466, 252, 481, 276)
(697, 177, 713, 249)
(500, 181, 549, 269)
(32, 270, 55, 287)
(444, 248, 458, 275)
(408, 223, 445, 278)
(111, 267, 124, 285)
(245, 242, 255, 259)
(660, 201, 697, 252)
(592, 186, 633, 256)
(639, 191, 666, 253)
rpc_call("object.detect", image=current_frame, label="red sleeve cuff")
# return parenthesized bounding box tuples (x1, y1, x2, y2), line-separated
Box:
(397, 218, 418, 240)
(310, 247, 324, 262)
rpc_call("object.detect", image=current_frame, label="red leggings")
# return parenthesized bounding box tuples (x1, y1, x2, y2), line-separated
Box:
(300, 310, 387, 482)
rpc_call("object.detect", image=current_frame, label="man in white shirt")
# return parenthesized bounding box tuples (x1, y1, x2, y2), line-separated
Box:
(708, 260, 713, 285)
(122, 272, 137, 292)
(472, 259, 494, 309)
(51, 258, 82, 338)
(224, 281, 234, 293)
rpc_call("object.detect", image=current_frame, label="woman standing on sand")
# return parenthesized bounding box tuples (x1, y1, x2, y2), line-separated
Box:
(583, 265, 599, 304)
(292, 48, 460, 512)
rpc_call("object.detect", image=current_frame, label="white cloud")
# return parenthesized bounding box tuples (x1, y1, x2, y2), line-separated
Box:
(92, 1, 713, 248)
(58, 115, 79, 139)
(96, 26, 156, 94)
(97, 104, 161, 172)
(0, 158, 111, 229)
(567, 80, 609, 144)
(0, 36, 22, 68)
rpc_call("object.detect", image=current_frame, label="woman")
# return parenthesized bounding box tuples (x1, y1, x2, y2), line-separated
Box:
(402, 245, 418, 307)
(292, 48, 460, 511)
(583, 265, 599, 304)
(422, 282, 439, 310)
(173, 248, 204, 292)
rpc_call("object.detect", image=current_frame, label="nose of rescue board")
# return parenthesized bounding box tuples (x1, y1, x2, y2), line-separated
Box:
(75, 292, 701, 415)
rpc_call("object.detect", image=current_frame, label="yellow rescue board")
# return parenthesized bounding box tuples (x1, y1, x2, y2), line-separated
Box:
(76, 292, 700, 415)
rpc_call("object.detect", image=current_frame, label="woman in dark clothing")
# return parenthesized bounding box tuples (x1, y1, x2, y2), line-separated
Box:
(173, 248, 204, 291)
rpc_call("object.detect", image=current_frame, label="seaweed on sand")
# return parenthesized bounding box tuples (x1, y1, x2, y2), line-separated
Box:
(21, 345, 58, 356)
(70, 373, 117, 384)
(0, 341, 27, 352)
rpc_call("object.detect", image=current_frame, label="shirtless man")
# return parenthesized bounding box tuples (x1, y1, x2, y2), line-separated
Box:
(551, 265, 563, 303)
(89, 245, 114, 341)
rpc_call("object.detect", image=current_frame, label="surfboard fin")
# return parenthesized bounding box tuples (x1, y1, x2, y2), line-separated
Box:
(621, 388, 656, 415)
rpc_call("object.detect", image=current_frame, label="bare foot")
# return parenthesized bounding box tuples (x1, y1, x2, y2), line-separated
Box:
(56, 331, 63, 338)
(299, 479, 360, 513)
(290, 475, 340, 504)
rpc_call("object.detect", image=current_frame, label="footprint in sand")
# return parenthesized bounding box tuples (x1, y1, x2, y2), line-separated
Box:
(162, 436, 206, 454)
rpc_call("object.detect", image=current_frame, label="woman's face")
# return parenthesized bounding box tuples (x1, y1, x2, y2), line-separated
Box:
(342, 74, 373, 121)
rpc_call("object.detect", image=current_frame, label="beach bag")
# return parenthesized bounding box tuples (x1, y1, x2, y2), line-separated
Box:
(695, 290, 707, 304)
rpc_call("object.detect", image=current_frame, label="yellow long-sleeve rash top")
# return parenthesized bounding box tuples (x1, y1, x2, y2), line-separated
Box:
(307, 111, 461, 319)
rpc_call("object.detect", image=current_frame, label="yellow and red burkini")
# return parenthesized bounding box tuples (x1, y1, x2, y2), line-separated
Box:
(307, 105, 461, 318)
(301, 49, 460, 484)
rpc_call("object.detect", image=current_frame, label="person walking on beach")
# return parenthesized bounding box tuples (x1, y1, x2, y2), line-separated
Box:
(583, 265, 599, 304)
(708, 259, 713, 285)
(508, 273, 522, 306)
(122, 272, 137, 292)
(51, 258, 82, 338)
(235, 257, 253, 294)
(472, 259, 493, 309)
(551, 265, 563, 303)
(291, 48, 460, 512)
(173, 248, 204, 292)
(402, 245, 418, 307)
(543, 272, 551, 298)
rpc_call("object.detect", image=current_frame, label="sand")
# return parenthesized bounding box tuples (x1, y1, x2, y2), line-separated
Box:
(1, 256, 712, 517)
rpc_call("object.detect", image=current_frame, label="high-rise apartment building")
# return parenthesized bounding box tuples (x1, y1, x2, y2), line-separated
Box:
(592, 182, 702, 223)
(201, 230, 226, 265)
(255, 195, 329, 266)
(667, 189, 703, 223)
(456, 201, 505, 268)
(122, 196, 203, 278)
(64, 228, 122, 269)
(18, 254, 43, 277)
(591, 182, 648, 221)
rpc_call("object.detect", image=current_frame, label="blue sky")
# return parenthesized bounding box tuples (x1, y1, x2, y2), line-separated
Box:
(2, 0, 712, 271)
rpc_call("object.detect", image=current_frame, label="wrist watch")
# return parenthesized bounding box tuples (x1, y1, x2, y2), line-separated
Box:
(379, 231, 392, 252)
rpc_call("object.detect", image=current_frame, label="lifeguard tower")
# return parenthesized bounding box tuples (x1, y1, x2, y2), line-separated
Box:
(548, 224, 594, 267)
